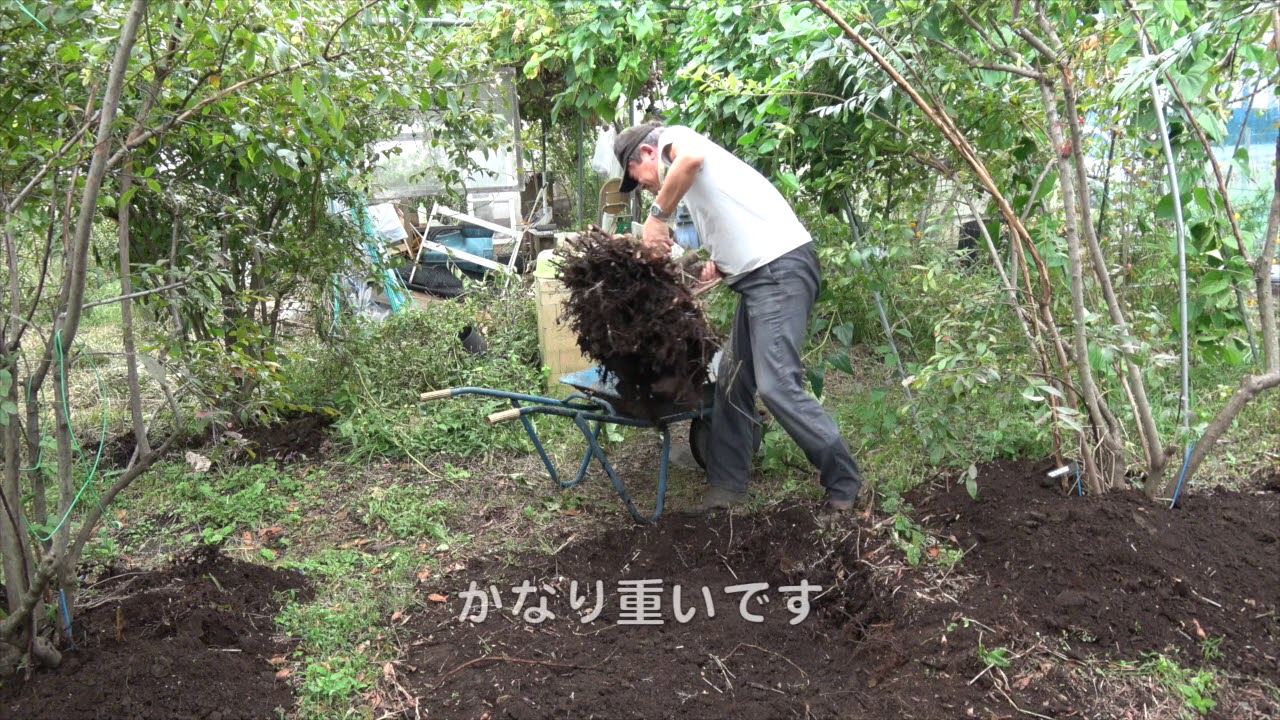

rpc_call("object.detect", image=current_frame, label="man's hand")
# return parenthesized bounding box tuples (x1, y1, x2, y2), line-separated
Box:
(641, 215, 674, 258)
(699, 259, 721, 282)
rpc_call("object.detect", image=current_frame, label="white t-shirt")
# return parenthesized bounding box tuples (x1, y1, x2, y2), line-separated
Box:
(656, 126, 811, 284)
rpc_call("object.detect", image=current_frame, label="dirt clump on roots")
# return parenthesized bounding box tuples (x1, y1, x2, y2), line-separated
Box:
(397, 459, 1278, 719)
(1, 547, 313, 720)
(555, 227, 720, 418)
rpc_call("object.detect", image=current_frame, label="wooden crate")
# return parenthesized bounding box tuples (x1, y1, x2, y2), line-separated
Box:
(535, 276, 594, 397)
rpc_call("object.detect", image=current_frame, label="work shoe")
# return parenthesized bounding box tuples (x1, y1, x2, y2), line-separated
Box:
(823, 482, 874, 514)
(686, 486, 749, 515)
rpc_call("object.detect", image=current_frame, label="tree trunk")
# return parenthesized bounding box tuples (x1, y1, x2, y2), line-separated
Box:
(1058, 72, 1167, 492)
(1179, 372, 1280, 491)
(1041, 81, 1117, 494)
(118, 166, 151, 459)
(1, 357, 31, 621)
(0, 0, 148, 657)
(1255, 133, 1279, 374)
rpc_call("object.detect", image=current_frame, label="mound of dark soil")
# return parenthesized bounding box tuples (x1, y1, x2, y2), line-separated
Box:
(404, 504, 893, 720)
(2, 549, 313, 720)
(912, 458, 1280, 678)
(230, 411, 334, 462)
(399, 460, 1279, 719)
(99, 411, 334, 470)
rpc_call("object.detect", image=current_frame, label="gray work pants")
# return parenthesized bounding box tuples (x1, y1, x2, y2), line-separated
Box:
(705, 243, 864, 502)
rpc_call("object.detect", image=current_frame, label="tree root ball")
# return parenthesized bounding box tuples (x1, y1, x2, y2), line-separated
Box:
(554, 227, 721, 417)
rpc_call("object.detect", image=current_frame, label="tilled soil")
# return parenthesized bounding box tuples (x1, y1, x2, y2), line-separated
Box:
(3, 459, 1275, 719)
(223, 411, 336, 463)
(102, 411, 335, 471)
(2, 548, 313, 720)
(399, 459, 1279, 719)
(916, 458, 1279, 679)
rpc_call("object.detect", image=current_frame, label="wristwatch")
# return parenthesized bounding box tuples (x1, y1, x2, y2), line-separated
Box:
(649, 202, 672, 221)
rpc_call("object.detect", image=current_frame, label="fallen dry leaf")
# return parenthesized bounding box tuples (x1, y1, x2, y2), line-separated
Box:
(269, 656, 287, 666)
(275, 669, 291, 679)
(417, 568, 432, 582)
(1193, 618, 1206, 640)
(428, 593, 447, 603)
(185, 451, 212, 473)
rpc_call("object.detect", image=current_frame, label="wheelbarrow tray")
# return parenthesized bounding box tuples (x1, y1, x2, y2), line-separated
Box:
(557, 367, 713, 420)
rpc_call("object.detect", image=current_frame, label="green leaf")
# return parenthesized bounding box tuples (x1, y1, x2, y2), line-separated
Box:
(834, 323, 855, 347)
(1197, 276, 1230, 296)
(806, 367, 824, 400)
(828, 350, 853, 375)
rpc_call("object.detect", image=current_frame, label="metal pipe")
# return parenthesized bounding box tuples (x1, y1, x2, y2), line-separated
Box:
(1140, 33, 1191, 434)
(577, 117, 585, 228)
(844, 195, 912, 401)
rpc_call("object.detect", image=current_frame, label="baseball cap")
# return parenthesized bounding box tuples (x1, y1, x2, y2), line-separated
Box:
(613, 122, 662, 193)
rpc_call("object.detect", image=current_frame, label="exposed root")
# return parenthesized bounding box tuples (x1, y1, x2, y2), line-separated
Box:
(555, 227, 720, 418)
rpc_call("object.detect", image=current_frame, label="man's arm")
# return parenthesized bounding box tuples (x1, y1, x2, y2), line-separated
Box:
(641, 137, 704, 255)
(654, 139, 703, 213)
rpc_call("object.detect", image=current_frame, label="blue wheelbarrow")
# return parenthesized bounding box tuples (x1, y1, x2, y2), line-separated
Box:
(418, 366, 761, 524)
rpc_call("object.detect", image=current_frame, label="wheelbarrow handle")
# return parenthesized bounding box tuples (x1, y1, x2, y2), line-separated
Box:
(419, 389, 454, 401)
(487, 407, 524, 425)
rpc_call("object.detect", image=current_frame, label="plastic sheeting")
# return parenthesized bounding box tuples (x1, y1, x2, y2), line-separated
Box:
(591, 126, 622, 178)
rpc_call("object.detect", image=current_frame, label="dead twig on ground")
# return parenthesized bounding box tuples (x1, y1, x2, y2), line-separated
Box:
(993, 683, 1055, 720)
(435, 648, 618, 689)
(725, 643, 810, 678)
(709, 653, 735, 691)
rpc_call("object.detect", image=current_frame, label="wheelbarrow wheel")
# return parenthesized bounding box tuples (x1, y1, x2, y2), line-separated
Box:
(689, 416, 763, 471)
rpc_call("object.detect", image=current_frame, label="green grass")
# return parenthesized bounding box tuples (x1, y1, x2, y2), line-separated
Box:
(146, 463, 319, 534)
(363, 482, 453, 541)
(1107, 653, 1220, 718)
(276, 546, 420, 719)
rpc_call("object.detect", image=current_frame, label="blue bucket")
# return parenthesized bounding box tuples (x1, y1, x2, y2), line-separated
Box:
(460, 226, 495, 239)
(673, 206, 700, 250)
(421, 230, 495, 273)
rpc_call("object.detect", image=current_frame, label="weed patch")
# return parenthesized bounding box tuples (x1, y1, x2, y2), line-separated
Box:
(364, 483, 452, 541)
